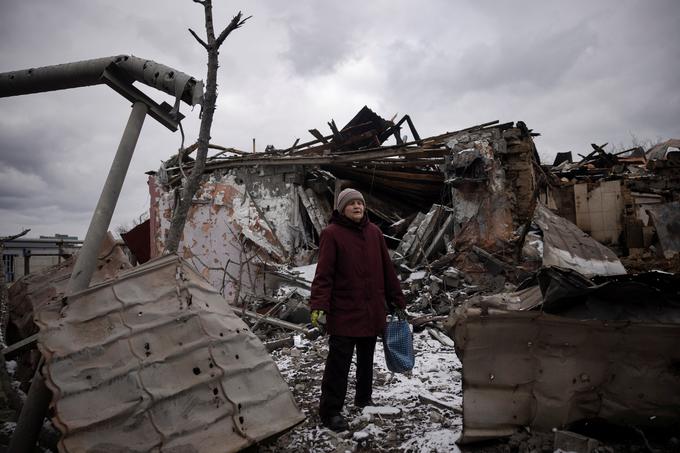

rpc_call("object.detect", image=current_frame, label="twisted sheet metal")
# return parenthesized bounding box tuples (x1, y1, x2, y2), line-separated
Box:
(35, 254, 304, 452)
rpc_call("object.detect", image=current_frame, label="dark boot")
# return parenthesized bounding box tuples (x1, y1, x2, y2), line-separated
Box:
(354, 398, 374, 408)
(321, 414, 349, 432)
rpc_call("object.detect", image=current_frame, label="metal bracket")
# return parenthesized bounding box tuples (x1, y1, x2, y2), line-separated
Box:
(102, 65, 182, 131)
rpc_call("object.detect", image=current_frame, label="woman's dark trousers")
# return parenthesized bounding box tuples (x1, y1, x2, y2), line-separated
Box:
(319, 335, 377, 419)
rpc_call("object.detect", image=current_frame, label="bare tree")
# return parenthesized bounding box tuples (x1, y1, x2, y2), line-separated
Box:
(165, 1, 250, 254)
(0, 228, 30, 349)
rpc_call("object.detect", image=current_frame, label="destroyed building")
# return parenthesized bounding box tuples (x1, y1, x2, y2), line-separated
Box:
(4, 104, 680, 451)
(143, 109, 542, 304)
(134, 106, 680, 448)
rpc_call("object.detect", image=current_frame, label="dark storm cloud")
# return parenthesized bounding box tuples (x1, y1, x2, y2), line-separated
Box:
(280, 2, 364, 76)
(1, 0, 678, 237)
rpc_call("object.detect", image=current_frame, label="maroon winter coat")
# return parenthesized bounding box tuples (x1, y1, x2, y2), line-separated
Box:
(310, 211, 406, 337)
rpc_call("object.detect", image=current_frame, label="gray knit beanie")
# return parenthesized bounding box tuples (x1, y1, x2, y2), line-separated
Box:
(336, 188, 365, 213)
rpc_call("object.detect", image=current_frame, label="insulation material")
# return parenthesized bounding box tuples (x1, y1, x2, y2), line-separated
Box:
(35, 254, 304, 453)
(452, 309, 680, 444)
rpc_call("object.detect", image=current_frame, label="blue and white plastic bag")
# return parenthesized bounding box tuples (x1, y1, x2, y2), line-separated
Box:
(383, 316, 415, 373)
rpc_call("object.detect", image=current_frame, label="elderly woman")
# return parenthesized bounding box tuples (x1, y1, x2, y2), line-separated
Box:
(310, 188, 405, 432)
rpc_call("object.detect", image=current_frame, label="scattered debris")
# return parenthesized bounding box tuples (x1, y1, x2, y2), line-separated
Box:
(5, 106, 680, 451)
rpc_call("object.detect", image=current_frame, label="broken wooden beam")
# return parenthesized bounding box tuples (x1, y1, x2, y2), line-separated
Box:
(1, 333, 38, 359)
(264, 336, 295, 352)
(242, 309, 315, 337)
(418, 393, 462, 414)
(297, 186, 327, 236)
(427, 327, 455, 348)
(308, 128, 329, 144)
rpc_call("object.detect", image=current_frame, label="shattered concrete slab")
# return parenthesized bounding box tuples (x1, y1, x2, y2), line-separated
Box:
(35, 254, 304, 453)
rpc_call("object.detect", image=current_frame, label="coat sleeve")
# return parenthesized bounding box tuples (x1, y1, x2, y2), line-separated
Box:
(379, 231, 406, 309)
(309, 228, 336, 312)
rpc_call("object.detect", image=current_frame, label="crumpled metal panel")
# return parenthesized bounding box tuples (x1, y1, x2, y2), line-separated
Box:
(534, 203, 626, 276)
(646, 138, 680, 161)
(8, 233, 131, 342)
(646, 201, 680, 259)
(35, 254, 304, 453)
(452, 308, 680, 443)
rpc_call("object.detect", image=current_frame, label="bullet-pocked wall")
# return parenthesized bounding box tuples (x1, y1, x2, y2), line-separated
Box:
(149, 165, 317, 304)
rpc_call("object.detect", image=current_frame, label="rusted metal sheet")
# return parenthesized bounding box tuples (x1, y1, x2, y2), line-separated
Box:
(533, 204, 626, 275)
(35, 254, 304, 453)
(451, 308, 680, 443)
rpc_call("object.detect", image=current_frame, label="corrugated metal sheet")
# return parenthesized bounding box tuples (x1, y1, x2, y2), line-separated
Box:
(534, 203, 626, 276)
(452, 308, 680, 443)
(8, 233, 131, 341)
(35, 254, 304, 453)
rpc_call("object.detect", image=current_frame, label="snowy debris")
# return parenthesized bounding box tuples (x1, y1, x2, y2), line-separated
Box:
(405, 270, 427, 283)
(4, 360, 17, 376)
(263, 328, 463, 452)
(399, 428, 461, 452)
(361, 406, 401, 416)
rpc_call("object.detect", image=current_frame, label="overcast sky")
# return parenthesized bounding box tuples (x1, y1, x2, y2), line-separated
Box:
(1, 0, 678, 239)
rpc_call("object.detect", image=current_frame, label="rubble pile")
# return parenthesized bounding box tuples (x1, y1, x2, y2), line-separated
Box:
(129, 107, 680, 450)
(4, 107, 680, 451)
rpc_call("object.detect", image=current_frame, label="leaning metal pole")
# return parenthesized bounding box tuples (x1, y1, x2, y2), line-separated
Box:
(1, 56, 200, 451)
(7, 101, 149, 453)
(67, 101, 147, 294)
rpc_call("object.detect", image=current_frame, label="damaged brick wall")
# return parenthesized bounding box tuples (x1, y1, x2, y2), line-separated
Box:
(149, 165, 321, 304)
(446, 125, 537, 251)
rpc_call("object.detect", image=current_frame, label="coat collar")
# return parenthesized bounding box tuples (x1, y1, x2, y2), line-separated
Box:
(330, 209, 368, 230)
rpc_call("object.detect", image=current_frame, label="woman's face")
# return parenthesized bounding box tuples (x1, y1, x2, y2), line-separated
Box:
(343, 199, 365, 223)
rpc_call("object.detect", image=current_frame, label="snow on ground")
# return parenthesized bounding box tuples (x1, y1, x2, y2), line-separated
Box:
(264, 329, 462, 452)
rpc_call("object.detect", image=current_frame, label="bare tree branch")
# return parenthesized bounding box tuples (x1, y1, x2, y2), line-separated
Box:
(188, 28, 209, 50)
(165, 1, 249, 254)
(216, 13, 252, 47)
